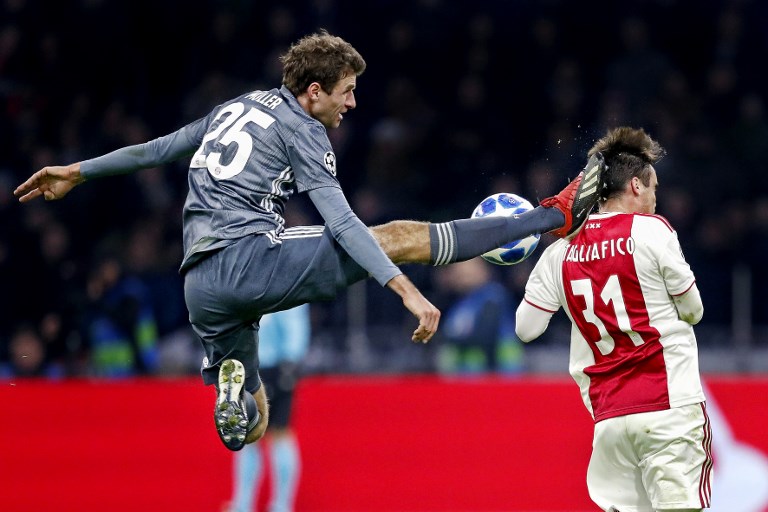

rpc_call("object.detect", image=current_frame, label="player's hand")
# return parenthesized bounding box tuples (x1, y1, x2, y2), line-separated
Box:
(14, 164, 85, 202)
(386, 275, 440, 343)
(405, 293, 440, 343)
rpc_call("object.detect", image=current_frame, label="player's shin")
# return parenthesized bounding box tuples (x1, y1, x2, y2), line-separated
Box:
(428, 207, 562, 265)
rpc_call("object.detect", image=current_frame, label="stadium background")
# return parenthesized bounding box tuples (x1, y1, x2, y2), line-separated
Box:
(2, 0, 768, 510)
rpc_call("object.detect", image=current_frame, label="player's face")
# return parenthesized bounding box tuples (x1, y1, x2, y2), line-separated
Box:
(638, 167, 658, 214)
(313, 74, 357, 129)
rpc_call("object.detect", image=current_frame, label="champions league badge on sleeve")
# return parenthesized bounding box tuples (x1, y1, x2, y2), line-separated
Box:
(323, 151, 337, 176)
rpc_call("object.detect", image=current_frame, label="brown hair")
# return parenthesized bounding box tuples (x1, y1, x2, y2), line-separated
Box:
(589, 126, 666, 202)
(280, 29, 366, 96)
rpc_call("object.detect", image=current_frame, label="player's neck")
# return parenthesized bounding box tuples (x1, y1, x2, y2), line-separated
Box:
(296, 93, 312, 115)
(599, 198, 634, 214)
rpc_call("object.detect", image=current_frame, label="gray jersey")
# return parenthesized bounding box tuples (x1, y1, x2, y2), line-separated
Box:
(181, 86, 344, 266)
(80, 85, 401, 286)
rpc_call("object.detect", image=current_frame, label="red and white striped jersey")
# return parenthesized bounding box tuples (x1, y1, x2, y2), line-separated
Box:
(523, 212, 705, 422)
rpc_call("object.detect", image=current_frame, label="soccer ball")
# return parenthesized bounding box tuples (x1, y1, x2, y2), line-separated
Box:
(471, 193, 540, 265)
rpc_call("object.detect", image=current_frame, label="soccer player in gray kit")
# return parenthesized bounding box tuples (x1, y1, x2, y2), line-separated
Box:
(15, 30, 606, 451)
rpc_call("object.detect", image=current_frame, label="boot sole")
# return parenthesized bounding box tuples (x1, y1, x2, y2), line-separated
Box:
(215, 359, 248, 451)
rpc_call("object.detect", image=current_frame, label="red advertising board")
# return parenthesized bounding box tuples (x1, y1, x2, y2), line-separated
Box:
(1, 375, 766, 511)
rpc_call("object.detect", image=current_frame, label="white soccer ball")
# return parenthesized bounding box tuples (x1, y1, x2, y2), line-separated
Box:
(471, 192, 540, 265)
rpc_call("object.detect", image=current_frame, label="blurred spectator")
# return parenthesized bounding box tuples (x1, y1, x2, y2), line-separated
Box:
(0, 324, 64, 379)
(434, 258, 523, 375)
(83, 250, 160, 377)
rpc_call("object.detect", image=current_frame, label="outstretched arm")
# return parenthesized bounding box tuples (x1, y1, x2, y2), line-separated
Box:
(14, 163, 85, 202)
(15, 118, 205, 203)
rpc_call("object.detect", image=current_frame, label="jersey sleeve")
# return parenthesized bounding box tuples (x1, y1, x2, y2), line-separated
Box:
(80, 117, 207, 179)
(287, 122, 342, 193)
(523, 241, 565, 313)
(657, 228, 697, 296)
(637, 216, 696, 296)
(308, 186, 402, 287)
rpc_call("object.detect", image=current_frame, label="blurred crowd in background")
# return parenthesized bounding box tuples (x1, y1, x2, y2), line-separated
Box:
(2, 0, 768, 379)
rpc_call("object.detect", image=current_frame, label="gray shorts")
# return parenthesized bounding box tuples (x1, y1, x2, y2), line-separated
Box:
(183, 226, 368, 392)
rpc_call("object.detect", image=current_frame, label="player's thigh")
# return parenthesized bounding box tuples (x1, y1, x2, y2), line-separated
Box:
(588, 416, 653, 511)
(266, 226, 368, 310)
(184, 236, 289, 392)
(184, 229, 366, 386)
(184, 245, 264, 390)
(632, 404, 712, 511)
(186, 227, 366, 323)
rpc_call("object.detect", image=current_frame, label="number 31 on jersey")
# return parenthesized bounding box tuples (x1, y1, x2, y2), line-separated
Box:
(571, 274, 645, 356)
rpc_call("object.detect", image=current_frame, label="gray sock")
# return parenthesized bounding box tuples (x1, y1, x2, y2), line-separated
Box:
(428, 206, 563, 265)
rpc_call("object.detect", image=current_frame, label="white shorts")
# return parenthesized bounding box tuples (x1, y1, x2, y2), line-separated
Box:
(587, 403, 713, 511)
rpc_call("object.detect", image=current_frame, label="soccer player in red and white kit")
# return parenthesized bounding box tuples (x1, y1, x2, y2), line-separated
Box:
(515, 127, 712, 512)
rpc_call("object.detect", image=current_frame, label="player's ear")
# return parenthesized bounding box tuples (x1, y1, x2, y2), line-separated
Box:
(307, 82, 322, 101)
